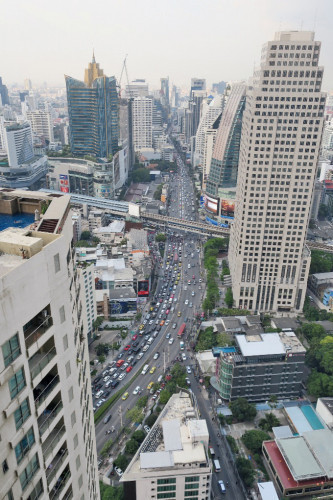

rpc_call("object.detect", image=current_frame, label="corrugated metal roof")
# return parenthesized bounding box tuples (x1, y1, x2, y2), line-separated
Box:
(303, 429, 333, 479)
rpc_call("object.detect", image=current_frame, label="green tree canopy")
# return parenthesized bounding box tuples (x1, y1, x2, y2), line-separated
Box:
(126, 406, 143, 424)
(258, 413, 280, 432)
(81, 230, 91, 240)
(125, 438, 140, 455)
(132, 430, 145, 444)
(225, 288, 233, 308)
(100, 482, 124, 500)
(155, 233, 166, 242)
(236, 457, 255, 487)
(145, 413, 158, 427)
(113, 454, 129, 472)
(230, 398, 257, 422)
(132, 168, 150, 183)
(159, 389, 171, 404)
(242, 429, 271, 454)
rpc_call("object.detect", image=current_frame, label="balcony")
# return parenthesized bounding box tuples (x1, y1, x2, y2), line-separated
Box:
(62, 486, 73, 500)
(29, 337, 56, 381)
(24, 305, 53, 352)
(38, 393, 63, 437)
(49, 465, 71, 500)
(33, 367, 59, 412)
(42, 419, 66, 462)
(46, 447, 69, 486)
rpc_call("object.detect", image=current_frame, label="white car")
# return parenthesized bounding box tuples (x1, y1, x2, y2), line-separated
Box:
(118, 373, 126, 381)
(144, 425, 151, 434)
(133, 385, 141, 395)
(169, 338, 174, 345)
(153, 352, 160, 360)
(186, 365, 192, 374)
(181, 352, 187, 361)
(191, 291, 195, 296)
(185, 299, 189, 305)
(137, 352, 144, 360)
(114, 466, 123, 477)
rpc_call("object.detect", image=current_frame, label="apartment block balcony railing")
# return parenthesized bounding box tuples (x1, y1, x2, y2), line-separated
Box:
(49, 466, 71, 500)
(24, 314, 53, 350)
(46, 448, 69, 485)
(38, 398, 63, 437)
(34, 374, 59, 409)
(42, 423, 66, 460)
(29, 346, 56, 380)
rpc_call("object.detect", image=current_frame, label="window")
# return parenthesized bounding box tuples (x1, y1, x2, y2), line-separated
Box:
(66, 361, 71, 377)
(74, 433, 78, 449)
(157, 479, 176, 485)
(78, 474, 83, 489)
(2, 333, 21, 367)
(59, 306, 66, 324)
(15, 428, 35, 464)
(19, 453, 39, 491)
(2, 459, 9, 473)
(9, 367, 26, 400)
(14, 398, 31, 430)
(68, 386, 74, 402)
(54, 253, 60, 273)
(185, 477, 200, 483)
(63, 334, 68, 350)
(25, 479, 43, 500)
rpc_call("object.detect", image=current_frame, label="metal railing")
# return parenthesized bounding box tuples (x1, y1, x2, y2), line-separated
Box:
(35, 375, 59, 408)
(30, 347, 56, 380)
(49, 469, 71, 500)
(46, 449, 69, 484)
(39, 400, 63, 436)
(24, 315, 53, 349)
(42, 425, 66, 459)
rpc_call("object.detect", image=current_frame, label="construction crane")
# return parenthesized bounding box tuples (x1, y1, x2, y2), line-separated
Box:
(117, 55, 133, 99)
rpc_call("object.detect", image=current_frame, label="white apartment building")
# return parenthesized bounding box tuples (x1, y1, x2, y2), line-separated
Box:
(125, 80, 149, 98)
(132, 97, 153, 150)
(26, 110, 54, 143)
(0, 190, 99, 499)
(121, 392, 212, 500)
(78, 263, 97, 343)
(193, 96, 222, 169)
(4, 122, 34, 167)
(230, 31, 325, 314)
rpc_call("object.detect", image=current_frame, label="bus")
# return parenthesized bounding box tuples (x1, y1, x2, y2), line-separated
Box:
(213, 459, 221, 472)
(177, 323, 186, 338)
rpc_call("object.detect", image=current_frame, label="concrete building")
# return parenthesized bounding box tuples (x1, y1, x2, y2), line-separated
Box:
(218, 330, 306, 401)
(132, 97, 153, 150)
(316, 398, 333, 428)
(4, 122, 34, 167)
(77, 262, 97, 343)
(193, 95, 223, 170)
(125, 79, 149, 99)
(0, 76, 9, 105)
(26, 110, 54, 143)
(0, 190, 99, 499)
(229, 31, 325, 314)
(121, 392, 212, 500)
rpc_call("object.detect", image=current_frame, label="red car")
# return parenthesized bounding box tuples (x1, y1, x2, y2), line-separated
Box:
(166, 309, 170, 315)
(132, 334, 138, 341)
(166, 374, 172, 381)
(116, 359, 124, 368)
(126, 366, 133, 373)
(192, 275, 195, 279)
(124, 345, 131, 351)
(159, 298, 163, 303)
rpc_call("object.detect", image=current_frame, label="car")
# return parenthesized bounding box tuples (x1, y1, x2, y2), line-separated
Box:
(172, 323, 177, 329)
(160, 320, 165, 326)
(185, 299, 189, 305)
(114, 466, 123, 477)
(116, 352, 123, 360)
(112, 371, 119, 379)
(104, 390, 111, 398)
(166, 332, 171, 339)
(199, 278, 202, 282)
(118, 372, 126, 381)
(126, 366, 133, 373)
(152, 394, 158, 401)
(189, 302, 193, 308)
(103, 375, 111, 383)
(143, 344, 150, 352)
(96, 400, 103, 407)
(133, 385, 141, 395)
(218, 480, 226, 494)
(144, 425, 151, 434)
(185, 377, 191, 386)
(186, 365, 192, 374)
(121, 362, 129, 371)
(127, 355, 134, 363)
(165, 320, 170, 326)
(122, 392, 129, 400)
(124, 345, 131, 351)
(169, 338, 174, 345)
(96, 389, 104, 398)
(177, 311, 181, 317)
(191, 291, 195, 296)
(150, 366, 156, 374)
(103, 414, 112, 424)
(153, 352, 160, 360)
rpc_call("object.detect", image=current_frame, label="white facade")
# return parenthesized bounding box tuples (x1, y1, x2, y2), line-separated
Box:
(230, 31, 325, 314)
(27, 110, 54, 142)
(125, 80, 149, 98)
(193, 96, 222, 168)
(78, 263, 97, 342)
(132, 97, 153, 150)
(0, 191, 99, 499)
(4, 122, 34, 167)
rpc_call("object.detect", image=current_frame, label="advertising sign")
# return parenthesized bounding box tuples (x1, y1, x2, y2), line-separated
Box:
(204, 195, 219, 215)
(138, 280, 149, 297)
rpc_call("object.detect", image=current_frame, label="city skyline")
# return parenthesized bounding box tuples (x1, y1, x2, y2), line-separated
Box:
(1, 0, 333, 90)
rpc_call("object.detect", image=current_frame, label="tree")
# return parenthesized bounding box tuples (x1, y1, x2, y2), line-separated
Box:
(132, 168, 150, 183)
(100, 438, 113, 458)
(126, 406, 143, 424)
(125, 438, 140, 455)
(113, 454, 129, 471)
(202, 297, 214, 314)
(236, 457, 255, 487)
(242, 429, 271, 454)
(95, 343, 109, 356)
(230, 398, 257, 422)
(216, 332, 232, 347)
(159, 390, 171, 404)
(98, 355, 106, 364)
(93, 317, 104, 329)
(135, 312, 142, 321)
(100, 482, 124, 500)
(155, 233, 166, 242)
(81, 231, 91, 240)
(318, 203, 329, 219)
(259, 413, 280, 432)
(195, 327, 216, 352)
(307, 370, 333, 397)
(137, 395, 148, 408)
(145, 413, 158, 427)
(132, 430, 145, 444)
(225, 288, 233, 308)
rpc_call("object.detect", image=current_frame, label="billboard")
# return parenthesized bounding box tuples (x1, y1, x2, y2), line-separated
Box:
(204, 195, 219, 215)
(218, 188, 236, 218)
(59, 174, 69, 193)
(138, 280, 149, 296)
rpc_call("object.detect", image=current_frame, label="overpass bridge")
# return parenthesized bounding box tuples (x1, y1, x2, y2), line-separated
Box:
(40, 189, 333, 251)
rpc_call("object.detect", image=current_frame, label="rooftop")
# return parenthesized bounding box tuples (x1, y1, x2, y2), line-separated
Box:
(235, 331, 305, 358)
(317, 397, 333, 416)
(121, 392, 210, 481)
(257, 482, 279, 500)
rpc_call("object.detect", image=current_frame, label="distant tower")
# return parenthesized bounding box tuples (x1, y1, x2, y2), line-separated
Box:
(84, 51, 104, 87)
(0, 77, 9, 105)
(24, 78, 32, 91)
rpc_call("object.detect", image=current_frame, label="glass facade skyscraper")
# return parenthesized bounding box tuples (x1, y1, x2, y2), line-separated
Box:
(65, 57, 119, 158)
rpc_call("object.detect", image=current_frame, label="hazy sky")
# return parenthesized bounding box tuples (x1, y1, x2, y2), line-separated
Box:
(1, 0, 333, 91)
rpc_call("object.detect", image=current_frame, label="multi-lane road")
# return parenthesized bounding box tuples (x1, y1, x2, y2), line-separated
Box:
(92, 154, 245, 499)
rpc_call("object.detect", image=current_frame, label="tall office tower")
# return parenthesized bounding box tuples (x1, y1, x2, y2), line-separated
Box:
(27, 110, 54, 142)
(125, 80, 149, 99)
(4, 122, 34, 167)
(201, 115, 221, 192)
(212, 81, 226, 95)
(229, 31, 325, 314)
(132, 96, 153, 149)
(193, 95, 223, 169)
(0, 76, 10, 106)
(121, 392, 212, 499)
(24, 78, 33, 91)
(205, 84, 246, 221)
(0, 190, 99, 499)
(65, 55, 119, 158)
(160, 77, 169, 106)
(190, 78, 206, 93)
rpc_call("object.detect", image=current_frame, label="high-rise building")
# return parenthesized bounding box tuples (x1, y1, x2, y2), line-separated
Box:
(121, 392, 212, 499)
(0, 189, 99, 500)
(212, 81, 226, 95)
(125, 80, 149, 99)
(65, 55, 119, 158)
(132, 97, 153, 150)
(24, 78, 32, 91)
(205, 84, 246, 223)
(190, 78, 206, 93)
(27, 110, 54, 142)
(4, 122, 34, 167)
(229, 31, 325, 314)
(193, 95, 223, 169)
(160, 77, 169, 106)
(0, 76, 9, 106)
